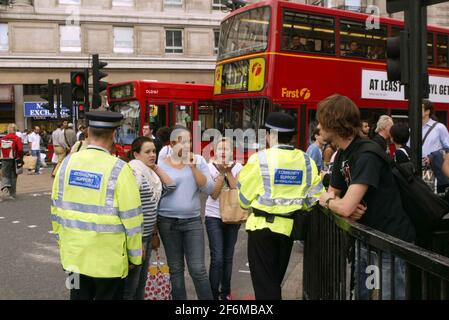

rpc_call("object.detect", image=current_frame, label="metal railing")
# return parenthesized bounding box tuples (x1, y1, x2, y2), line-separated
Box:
(303, 207, 449, 300)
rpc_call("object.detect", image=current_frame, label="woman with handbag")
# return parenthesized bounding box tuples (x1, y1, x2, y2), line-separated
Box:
(123, 136, 176, 300)
(205, 138, 244, 300)
(157, 125, 214, 300)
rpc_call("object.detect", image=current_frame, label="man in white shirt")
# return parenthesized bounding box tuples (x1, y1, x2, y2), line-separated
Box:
(422, 100, 449, 159)
(28, 126, 42, 175)
(422, 100, 449, 192)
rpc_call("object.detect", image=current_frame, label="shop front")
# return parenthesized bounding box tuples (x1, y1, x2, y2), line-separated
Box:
(24, 102, 71, 132)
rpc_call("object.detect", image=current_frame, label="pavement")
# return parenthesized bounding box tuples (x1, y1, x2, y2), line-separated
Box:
(0, 163, 303, 300)
(16, 165, 54, 195)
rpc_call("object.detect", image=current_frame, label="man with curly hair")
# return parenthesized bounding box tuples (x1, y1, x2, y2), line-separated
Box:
(317, 94, 415, 300)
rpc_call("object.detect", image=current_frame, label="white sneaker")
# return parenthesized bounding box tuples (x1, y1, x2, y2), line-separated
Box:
(1, 188, 10, 197)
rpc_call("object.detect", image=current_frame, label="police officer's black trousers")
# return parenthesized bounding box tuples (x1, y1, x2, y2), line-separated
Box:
(69, 273, 124, 300)
(247, 228, 293, 300)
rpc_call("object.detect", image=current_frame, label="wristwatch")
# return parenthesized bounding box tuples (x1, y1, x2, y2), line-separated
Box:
(325, 197, 335, 209)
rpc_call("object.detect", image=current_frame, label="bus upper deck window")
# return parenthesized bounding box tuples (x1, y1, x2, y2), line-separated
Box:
(339, 19, 386, 60)
(282, 10, 335, 55)
(437, 34, 448, 68)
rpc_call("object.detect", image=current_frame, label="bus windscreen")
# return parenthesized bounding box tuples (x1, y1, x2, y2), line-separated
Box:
(218, 6, 271, 61)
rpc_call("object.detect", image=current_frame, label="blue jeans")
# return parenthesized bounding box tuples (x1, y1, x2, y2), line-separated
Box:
(355, 244, 406, 300)
(158, 216, 213, 300)
(31, 150, 41, 173)
(205, 217, 240, 300)
(123, 236, 152, 300)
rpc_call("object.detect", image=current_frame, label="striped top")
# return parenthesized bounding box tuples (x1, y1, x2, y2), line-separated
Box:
(139, 176, 175, 238)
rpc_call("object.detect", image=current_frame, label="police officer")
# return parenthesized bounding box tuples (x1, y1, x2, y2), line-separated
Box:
(238, 112, 324, 300)
(51, 111, 143, 300)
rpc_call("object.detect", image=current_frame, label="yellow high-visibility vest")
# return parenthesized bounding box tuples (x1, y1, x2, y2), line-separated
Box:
(51, 147, 143, 279)
(238, 146, 324, 237)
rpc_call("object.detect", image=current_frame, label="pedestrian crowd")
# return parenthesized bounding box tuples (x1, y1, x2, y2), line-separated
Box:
(0, 121, 89, 201)
(3, 97, 449, 300)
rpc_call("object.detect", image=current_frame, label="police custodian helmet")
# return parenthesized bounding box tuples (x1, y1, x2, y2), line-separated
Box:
(85, 111, 124, 129)
(265, 112, 296, 133)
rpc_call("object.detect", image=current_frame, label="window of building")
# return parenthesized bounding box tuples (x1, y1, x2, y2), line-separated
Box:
(164, 0, 182, 8)
(60, 25, 81, 53)
(214, 30, 220, 55)
(282, 10, 335, 55)
(114, 27, 134, 54)
(0, 24, 8, 52)
(428, 32, 434, 66)
(437, 34, 448, 68)
(165, 29, 183, 53)
(212, 0, 225, 10)
(339, 19, 387, 59)
(59, 0, 81, 4)
(112, 0, 134, 6)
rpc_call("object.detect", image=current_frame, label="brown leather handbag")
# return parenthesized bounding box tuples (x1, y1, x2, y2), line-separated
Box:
(219, 176, 249, 224)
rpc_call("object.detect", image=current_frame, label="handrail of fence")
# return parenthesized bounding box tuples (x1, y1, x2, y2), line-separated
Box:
(303, 206, 449, 300)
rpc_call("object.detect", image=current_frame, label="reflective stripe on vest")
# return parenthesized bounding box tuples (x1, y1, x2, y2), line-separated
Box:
(58, 155, 72, 201)
(51, 214, 125, 233)
(238, 185, 251, 206)
(51, 214, 141, 236)
(303, 153, 312, 190)
(105, 161, 125, 208)
(256, 150, 313, 207)
(308, 181, 324, 197)
(51, 199, 141, 219)
(128, 249, 142, 257)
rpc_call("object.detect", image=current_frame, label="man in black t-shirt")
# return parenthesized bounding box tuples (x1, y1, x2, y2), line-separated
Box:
(316, 94, 415, 300)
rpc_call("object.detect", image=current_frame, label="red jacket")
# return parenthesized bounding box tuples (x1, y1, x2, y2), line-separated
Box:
(1, 133, 23, 160)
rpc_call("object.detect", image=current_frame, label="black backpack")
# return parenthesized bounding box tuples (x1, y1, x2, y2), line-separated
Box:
(349, 140, 449, 237)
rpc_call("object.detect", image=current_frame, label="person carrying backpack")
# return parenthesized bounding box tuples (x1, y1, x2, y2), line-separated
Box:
(316, 94, 416, 300)
(0, 123, 23, 201)
(421, 99, 449, 193)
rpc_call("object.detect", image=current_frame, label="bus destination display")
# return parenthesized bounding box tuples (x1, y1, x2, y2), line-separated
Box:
(223, 60, 249, 92)
(109, 83, 135, 100)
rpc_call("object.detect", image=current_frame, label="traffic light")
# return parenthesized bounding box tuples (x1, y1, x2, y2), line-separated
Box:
(386, 30, 409, 84)
(92, 54, 108, 109)
(71, 70, 88, 102)
(40, 80, 55, 114)
(78, 102, 86, 119)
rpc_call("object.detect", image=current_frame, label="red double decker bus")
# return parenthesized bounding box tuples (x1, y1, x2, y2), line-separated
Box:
(107, 81, 214, 155)
(213, 0, 449, 150)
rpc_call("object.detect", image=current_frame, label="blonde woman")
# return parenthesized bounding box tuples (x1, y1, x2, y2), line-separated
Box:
(205, 138, 243, 300)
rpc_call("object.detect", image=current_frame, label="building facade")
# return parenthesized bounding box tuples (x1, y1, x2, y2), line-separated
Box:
(0, 0, 227, 131)
(2, 0, 449, 131)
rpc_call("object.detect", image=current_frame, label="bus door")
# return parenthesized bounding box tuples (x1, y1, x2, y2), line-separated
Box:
(173, 103, 194, 130)
(145, 100, 169, 129)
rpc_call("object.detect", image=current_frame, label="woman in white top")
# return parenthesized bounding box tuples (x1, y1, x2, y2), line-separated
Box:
(205, 138, 243, 300)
